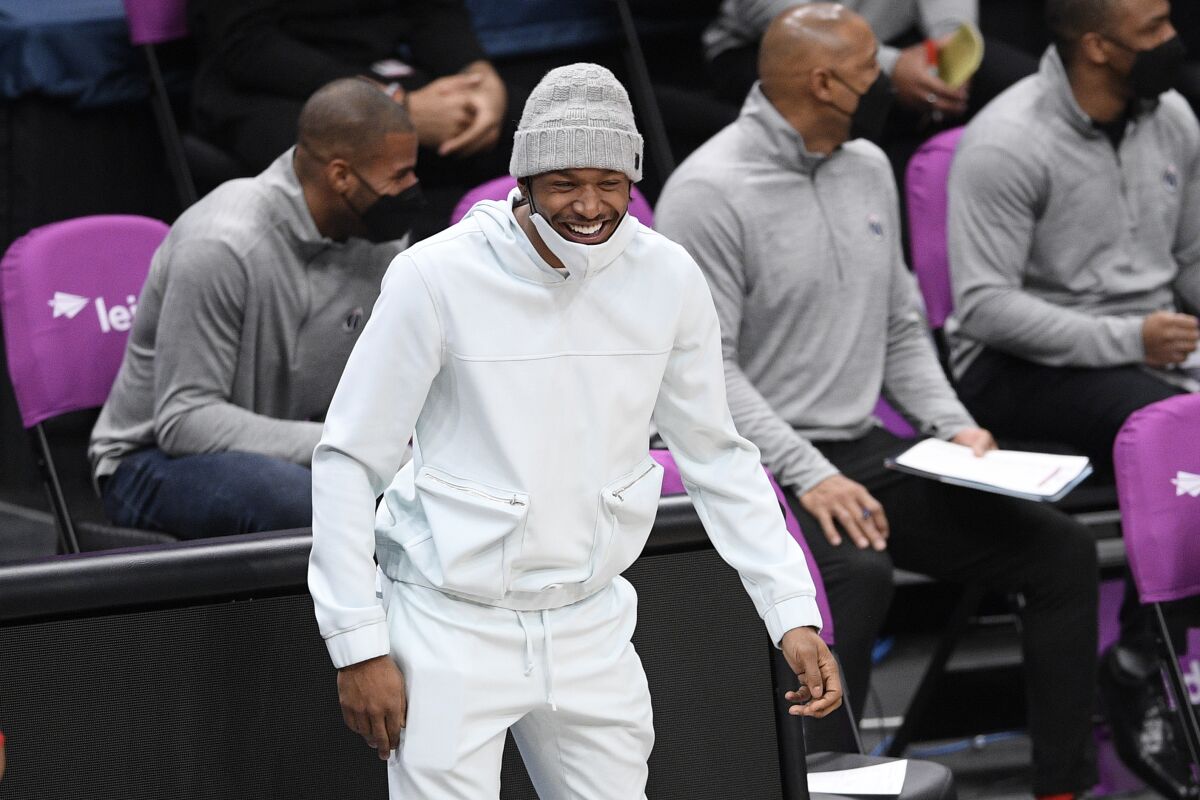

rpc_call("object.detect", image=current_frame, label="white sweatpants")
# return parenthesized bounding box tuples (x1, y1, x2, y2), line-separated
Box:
(380, 573, 655, 799)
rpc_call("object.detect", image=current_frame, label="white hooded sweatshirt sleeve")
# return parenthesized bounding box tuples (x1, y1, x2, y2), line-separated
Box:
(309, 255, 443, 668)
(652, 260, 823, 645)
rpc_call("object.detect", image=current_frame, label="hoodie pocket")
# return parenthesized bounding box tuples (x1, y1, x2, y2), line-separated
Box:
(590, 456, 664, 581)
(410, 466, 530, 600)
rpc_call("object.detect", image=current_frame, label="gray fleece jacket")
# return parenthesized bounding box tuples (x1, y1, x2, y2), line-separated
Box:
(89, 149, 404, 480)
(946, 47, 1200, 376)
(656, 85, 975, 494)
(703, 0, 974, 75)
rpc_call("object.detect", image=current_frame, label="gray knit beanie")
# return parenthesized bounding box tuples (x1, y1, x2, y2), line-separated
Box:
(510, 63, 644, 182)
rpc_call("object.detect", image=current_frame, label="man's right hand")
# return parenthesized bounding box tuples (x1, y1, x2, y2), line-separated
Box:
(1143, 310, 1199, 367)
(337, 654, 407, 761)
(892, 40, 968, 117)
(799, 474, 889, 550)
(405, 73, 483, 150)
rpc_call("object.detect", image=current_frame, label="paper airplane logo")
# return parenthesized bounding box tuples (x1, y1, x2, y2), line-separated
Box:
(48, 292, 89, 319)
(1172, 471, 1200, 497)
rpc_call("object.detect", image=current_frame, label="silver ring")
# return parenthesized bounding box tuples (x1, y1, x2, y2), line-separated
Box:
(861, 508, 872, 520)
(925, 92, 938, 105)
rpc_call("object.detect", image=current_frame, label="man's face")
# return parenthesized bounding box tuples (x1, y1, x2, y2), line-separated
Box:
(1105, 0, 1176, 55)
(524, 169, 632, 245)
(345, 130, 419, 211)
(830, 20, 882, 100)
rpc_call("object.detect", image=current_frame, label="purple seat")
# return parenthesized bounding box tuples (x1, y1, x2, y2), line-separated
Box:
(650, 449, 834, 646)
(0, 215, 169, 551)
(1113, 394, 1200, 768)
(122, 0, 189, 46)
(874, 396, 917, 440)
(904, 127, 965, 331)
(450, 175, 656, 229)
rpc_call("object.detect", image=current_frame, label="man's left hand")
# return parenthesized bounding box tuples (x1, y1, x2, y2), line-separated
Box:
(439, 61, 507, 157)
(951, 427, 997, 457)
(781, 627, 843, 718)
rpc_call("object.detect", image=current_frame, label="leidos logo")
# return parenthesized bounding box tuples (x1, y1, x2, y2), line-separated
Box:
(47, 291, 139, 332)
(48, 292, 89, 319)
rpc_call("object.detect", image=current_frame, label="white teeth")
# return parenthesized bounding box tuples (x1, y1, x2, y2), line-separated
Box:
(566, 221, 603, 236)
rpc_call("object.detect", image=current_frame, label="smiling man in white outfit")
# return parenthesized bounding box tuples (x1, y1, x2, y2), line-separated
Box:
(308, 63, 842, 799)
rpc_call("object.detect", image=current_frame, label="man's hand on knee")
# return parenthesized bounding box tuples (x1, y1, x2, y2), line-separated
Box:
(338, 655, 407, 760)
(781, 627, 843, 718)
(800, 474, 889, 550)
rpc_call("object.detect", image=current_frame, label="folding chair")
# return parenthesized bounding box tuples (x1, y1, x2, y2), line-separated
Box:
(652, 449, 956, 800)
(0, 215, 177, 553)
(450, 175, 656, 228)
(1113, 394, 1200, 784)
(122, 0, 248, 209)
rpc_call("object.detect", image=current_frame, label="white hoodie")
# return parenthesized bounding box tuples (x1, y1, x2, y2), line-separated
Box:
(308, 192, 822, 668)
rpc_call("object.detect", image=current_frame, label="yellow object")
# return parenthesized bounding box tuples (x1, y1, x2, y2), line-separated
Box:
(938, 22, 985, 88)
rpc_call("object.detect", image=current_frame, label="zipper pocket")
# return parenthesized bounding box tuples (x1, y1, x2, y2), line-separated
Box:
(425, 473, 526, 507)
(612, 463, 657, 502)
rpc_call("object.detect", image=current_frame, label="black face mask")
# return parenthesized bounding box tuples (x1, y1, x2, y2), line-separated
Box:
(1109, 34, 1188, 100)
(833, 71, 895, 143)
(347, 167, 425, 243)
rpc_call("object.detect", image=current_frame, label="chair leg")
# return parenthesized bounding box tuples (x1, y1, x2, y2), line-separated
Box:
(29, 425, 81, 554)
(1153, 602, 1200, 781)
(612, 0, 676, 183)
(143, 44, 199, 210)
(886, 584, 985, 757)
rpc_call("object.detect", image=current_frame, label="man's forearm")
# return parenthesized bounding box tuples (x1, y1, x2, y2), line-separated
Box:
(157, 402, 324, 465)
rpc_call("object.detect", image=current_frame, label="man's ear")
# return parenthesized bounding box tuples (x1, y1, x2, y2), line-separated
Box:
(810, 67, 835, 103)
(326, 158, 353, 193)
(1079, 31, 1113, 67)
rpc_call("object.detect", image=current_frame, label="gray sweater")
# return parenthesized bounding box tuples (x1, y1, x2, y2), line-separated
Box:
(946, 47, 1200, 376)
(656, 85, 975, 493)
(703, 0, 974, 75)
(89, 150, 404, 480)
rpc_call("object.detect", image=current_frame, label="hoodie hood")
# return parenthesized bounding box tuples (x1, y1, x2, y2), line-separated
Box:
(466, 188, 640, 284)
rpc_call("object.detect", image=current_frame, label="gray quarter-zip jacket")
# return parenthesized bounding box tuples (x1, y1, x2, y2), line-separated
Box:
(656, 84, 974, 494)
(703, 0, 974, 75)
(89, 149, 404, 480)
(946, 46, 1200, 376)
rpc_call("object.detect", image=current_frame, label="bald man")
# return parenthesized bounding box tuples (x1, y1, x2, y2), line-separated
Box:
(90, 78, 421, 539)
(657, 6, 1099, 798)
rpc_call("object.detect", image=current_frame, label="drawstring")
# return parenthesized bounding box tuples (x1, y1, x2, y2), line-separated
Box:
(542, 609, 557, 711)
(515, 609, 557, 711)
(517, 613, 535, 676)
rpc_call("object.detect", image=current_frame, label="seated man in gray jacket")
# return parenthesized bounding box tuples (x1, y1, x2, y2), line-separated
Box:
(657, 6, 1099, 798)
(88, 78, 421, 538)
(947, 0, 1199, 793)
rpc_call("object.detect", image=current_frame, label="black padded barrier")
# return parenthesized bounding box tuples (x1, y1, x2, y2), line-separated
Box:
(0, 497, 795, 800)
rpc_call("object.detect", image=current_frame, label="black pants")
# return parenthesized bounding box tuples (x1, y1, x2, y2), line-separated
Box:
(957, 348, 1192, 654)
(785, 427, 1098, 794)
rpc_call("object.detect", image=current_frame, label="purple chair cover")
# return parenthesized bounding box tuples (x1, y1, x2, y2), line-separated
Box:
(904, 127, 965, 330)
(650, 449, 835, 645)
(449, 175, 656, 229)
(122, 0, 190, 46)
(0, 215, 168, 428)
(873, 396, 917, 440)
(1114, 394, 1200, 604)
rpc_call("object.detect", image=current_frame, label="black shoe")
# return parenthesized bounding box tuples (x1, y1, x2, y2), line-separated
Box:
(1099, 645, 1200, 799)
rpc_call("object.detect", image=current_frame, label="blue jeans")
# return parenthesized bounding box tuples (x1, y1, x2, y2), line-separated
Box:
(102, 448, 312, 539)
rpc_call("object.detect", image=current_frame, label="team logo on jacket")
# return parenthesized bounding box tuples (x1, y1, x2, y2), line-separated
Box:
(867, 213, 884, 239)
(343, 307, 364, 333)
(1172, 470, 1200, 497)
(1164, 164, 1179, 191)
